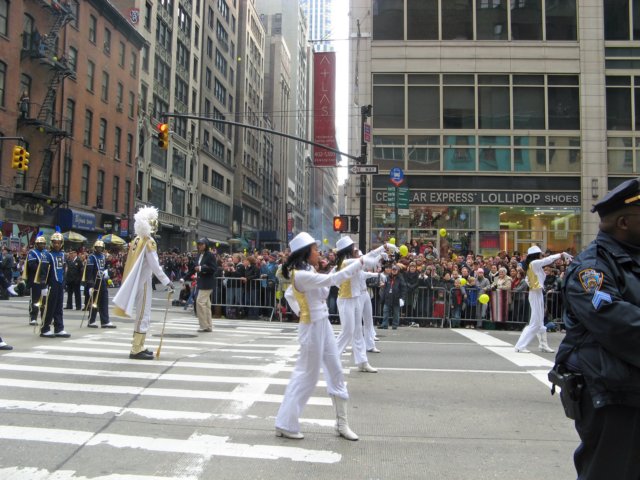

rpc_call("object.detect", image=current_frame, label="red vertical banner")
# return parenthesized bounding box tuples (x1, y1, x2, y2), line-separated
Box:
(313, 52, 337, 167)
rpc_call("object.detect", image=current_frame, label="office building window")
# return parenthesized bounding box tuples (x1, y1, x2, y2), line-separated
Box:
(112, 176, 119, 212)
(511, 0, 542, 40)
(150, 177, 166, 211)
(442, 0, 472, 40)
(172, 186, 185, 216)
(89, 15, 96, 43)
(372, 0, 403, 40)
(126, 134, 133, 164)
(408, 74, 439, 128)
(81, 164, 90, 205)
(0, 61, 5, 108)
(96, 170, 104, 208)
(476, 0, 508, 40)
(0, 0, 8, 37)
(545, 0, 577, 41)
(84, 110, 93, 146)
(87, 60, 95, 91)
(99, 118, 107, 151)
(114, 127, 122, 159)
(443, 75, 475, 129)
(372, 74, 404, 128)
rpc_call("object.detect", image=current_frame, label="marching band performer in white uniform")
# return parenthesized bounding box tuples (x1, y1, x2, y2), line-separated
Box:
(356, 250, 381, 354)
(335, 238, 396, 372)
(275, 232, 381, 441)
(113, 206, 174, 360)
(514, 245, 572, 353)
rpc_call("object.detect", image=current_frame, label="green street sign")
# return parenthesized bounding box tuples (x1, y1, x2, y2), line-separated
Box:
(387, 187, 409, 209)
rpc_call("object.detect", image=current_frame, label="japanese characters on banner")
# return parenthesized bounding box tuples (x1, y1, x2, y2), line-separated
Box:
(313, 52, 337, 167)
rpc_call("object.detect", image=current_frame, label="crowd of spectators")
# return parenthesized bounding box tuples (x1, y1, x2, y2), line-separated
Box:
(0, 239, 571, 329)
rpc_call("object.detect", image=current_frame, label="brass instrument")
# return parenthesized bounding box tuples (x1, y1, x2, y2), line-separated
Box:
(33, 258, 51, 334)
(80, 262, 102, 328)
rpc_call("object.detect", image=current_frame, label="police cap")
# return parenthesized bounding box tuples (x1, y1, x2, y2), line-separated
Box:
(592, 177, 640, 217)
(197, 237, 209, 248)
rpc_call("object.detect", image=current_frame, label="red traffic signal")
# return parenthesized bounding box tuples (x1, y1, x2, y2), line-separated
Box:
(333, 215, 348, 232)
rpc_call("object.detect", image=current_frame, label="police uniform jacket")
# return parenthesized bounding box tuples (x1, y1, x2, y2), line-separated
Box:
(557, 231, 640, 409)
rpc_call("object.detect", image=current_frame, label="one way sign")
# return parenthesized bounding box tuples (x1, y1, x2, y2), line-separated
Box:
(349, 165, 379, 175)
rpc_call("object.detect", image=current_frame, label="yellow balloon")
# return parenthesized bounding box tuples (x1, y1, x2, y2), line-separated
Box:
(192, 241, 196, 246)
(479, 293, 490, 304)
(216, 242, 220, 247)
(399, 245, 408, 257)
(323, 238, 328, 244)
(389, 237, 396, 245)
(439, 228, 447, 237)
(460, 278, 467, 286)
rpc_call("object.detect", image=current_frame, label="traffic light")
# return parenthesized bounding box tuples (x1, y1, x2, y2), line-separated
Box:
(21, 149, 29, 171)
(333, 215, 349, 232)
(349, 215, 359, 234)
(157, 123, 169, 150)
(12, 146, 28, 170)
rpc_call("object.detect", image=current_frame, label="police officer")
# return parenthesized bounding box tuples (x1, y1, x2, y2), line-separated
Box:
(39, 228, 70, 338)
(25, 232, 47, 326)
(555, 177, 640, 480)
(84, 237, 115, 328)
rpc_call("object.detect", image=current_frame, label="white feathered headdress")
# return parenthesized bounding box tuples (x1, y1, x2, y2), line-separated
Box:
(134, 206, 159, 238)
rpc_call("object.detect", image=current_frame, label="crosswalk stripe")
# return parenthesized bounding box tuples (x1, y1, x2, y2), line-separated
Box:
(0, 363, 328, 386)
(1, 378, 332, 405)
(0, 399, 335, 426)
(0, 426, 341, 463)
(0, 466, 196, 480)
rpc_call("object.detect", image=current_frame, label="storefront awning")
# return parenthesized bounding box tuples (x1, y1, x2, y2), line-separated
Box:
(206, 238, 229, 246)
(57, 208, 97, 232)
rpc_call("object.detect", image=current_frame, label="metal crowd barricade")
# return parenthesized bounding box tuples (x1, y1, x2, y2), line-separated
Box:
(210, 277, 276, 321)
(545, 290, 564, 329)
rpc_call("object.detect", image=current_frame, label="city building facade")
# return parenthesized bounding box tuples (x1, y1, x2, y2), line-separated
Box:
(0, 0, 144, 246)
(349, 0, 631, 256)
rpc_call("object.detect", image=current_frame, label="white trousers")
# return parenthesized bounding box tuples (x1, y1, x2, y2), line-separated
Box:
(336, 297, 368, 365)
(515, 288, 546, 350)
(275, 318, 348, 433)
(360, 293, 376, 351)
(132, 281, 154, 334)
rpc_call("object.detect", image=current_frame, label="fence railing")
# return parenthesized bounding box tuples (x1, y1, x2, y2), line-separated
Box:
(186, 277, 564, 329)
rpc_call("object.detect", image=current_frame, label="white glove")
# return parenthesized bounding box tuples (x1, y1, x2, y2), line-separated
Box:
(385, 243, 399, 253)
(562, 252, 573, 262)
(41, 288, 49, 297)
(102, 269, 109, 279)
(88, 288, 94, 296)
(166, 283, 175, 292)
(381, 252, 389, 261)
(399, 299, 405, 308)
(363, 255, 379, 271)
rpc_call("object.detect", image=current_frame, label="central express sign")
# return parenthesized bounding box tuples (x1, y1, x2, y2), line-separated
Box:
(373, 190, 580, 206)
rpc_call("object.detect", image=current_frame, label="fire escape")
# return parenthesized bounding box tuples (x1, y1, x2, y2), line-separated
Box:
(16, 1, 75, 203)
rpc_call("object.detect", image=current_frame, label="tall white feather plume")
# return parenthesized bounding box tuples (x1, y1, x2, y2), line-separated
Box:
(134, 206, 158, 238)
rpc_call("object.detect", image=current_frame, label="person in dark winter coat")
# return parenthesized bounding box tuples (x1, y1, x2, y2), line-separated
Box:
(554, 177, 640, 480)
(65, 250, 83, 310)
(379, 264, 407, 330)
(185, 238, 216, 332)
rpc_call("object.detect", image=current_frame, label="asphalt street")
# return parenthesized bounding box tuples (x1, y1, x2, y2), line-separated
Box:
(0, 288, 578, 480)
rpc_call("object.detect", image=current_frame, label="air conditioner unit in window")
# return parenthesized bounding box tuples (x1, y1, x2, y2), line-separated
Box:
(98, 143, 105, 152)
(116, 103, 123, 112)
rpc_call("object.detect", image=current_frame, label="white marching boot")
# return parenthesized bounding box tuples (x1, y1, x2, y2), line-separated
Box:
(331, 395, 359, 441)
(538, 330, 555, 353)
(358, 362, 378, 373)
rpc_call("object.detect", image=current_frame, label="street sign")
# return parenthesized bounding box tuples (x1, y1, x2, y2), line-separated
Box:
(363, 123, 371, 143)
(390, 167, 404, 186)
(387, 186, 409, 209)
(349, 164, 378, 175)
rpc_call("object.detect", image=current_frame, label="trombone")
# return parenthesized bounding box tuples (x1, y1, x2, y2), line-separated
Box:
(33, 258, 51, 334)
(80, 263, 103, 328)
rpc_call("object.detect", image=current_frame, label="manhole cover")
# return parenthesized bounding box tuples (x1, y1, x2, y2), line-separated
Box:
(151, 333, 198, 338)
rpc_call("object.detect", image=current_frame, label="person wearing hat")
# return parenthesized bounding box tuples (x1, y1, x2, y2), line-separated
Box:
(275, 232, 381, 441)
(113, 206, 174, 359)
(552, 177, 640, 479)
(514, 245, 572, 353)
(185, 238, 216, 332)
(84, 236, 116, 329)
(39, 227, 70, 338)
(25, 232, 48, 326)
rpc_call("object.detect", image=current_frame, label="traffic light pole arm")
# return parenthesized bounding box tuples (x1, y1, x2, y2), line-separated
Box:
(160, 113, 361, 162)
(0, 136, 26, 143)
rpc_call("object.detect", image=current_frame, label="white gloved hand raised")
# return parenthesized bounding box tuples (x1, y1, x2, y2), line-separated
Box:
(385, 243, 399, 253)
(363, 255, 380, 271)
(41, 288, 49, 297)
(399, 299, 405, 308)
(562, 252, 573, 262)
